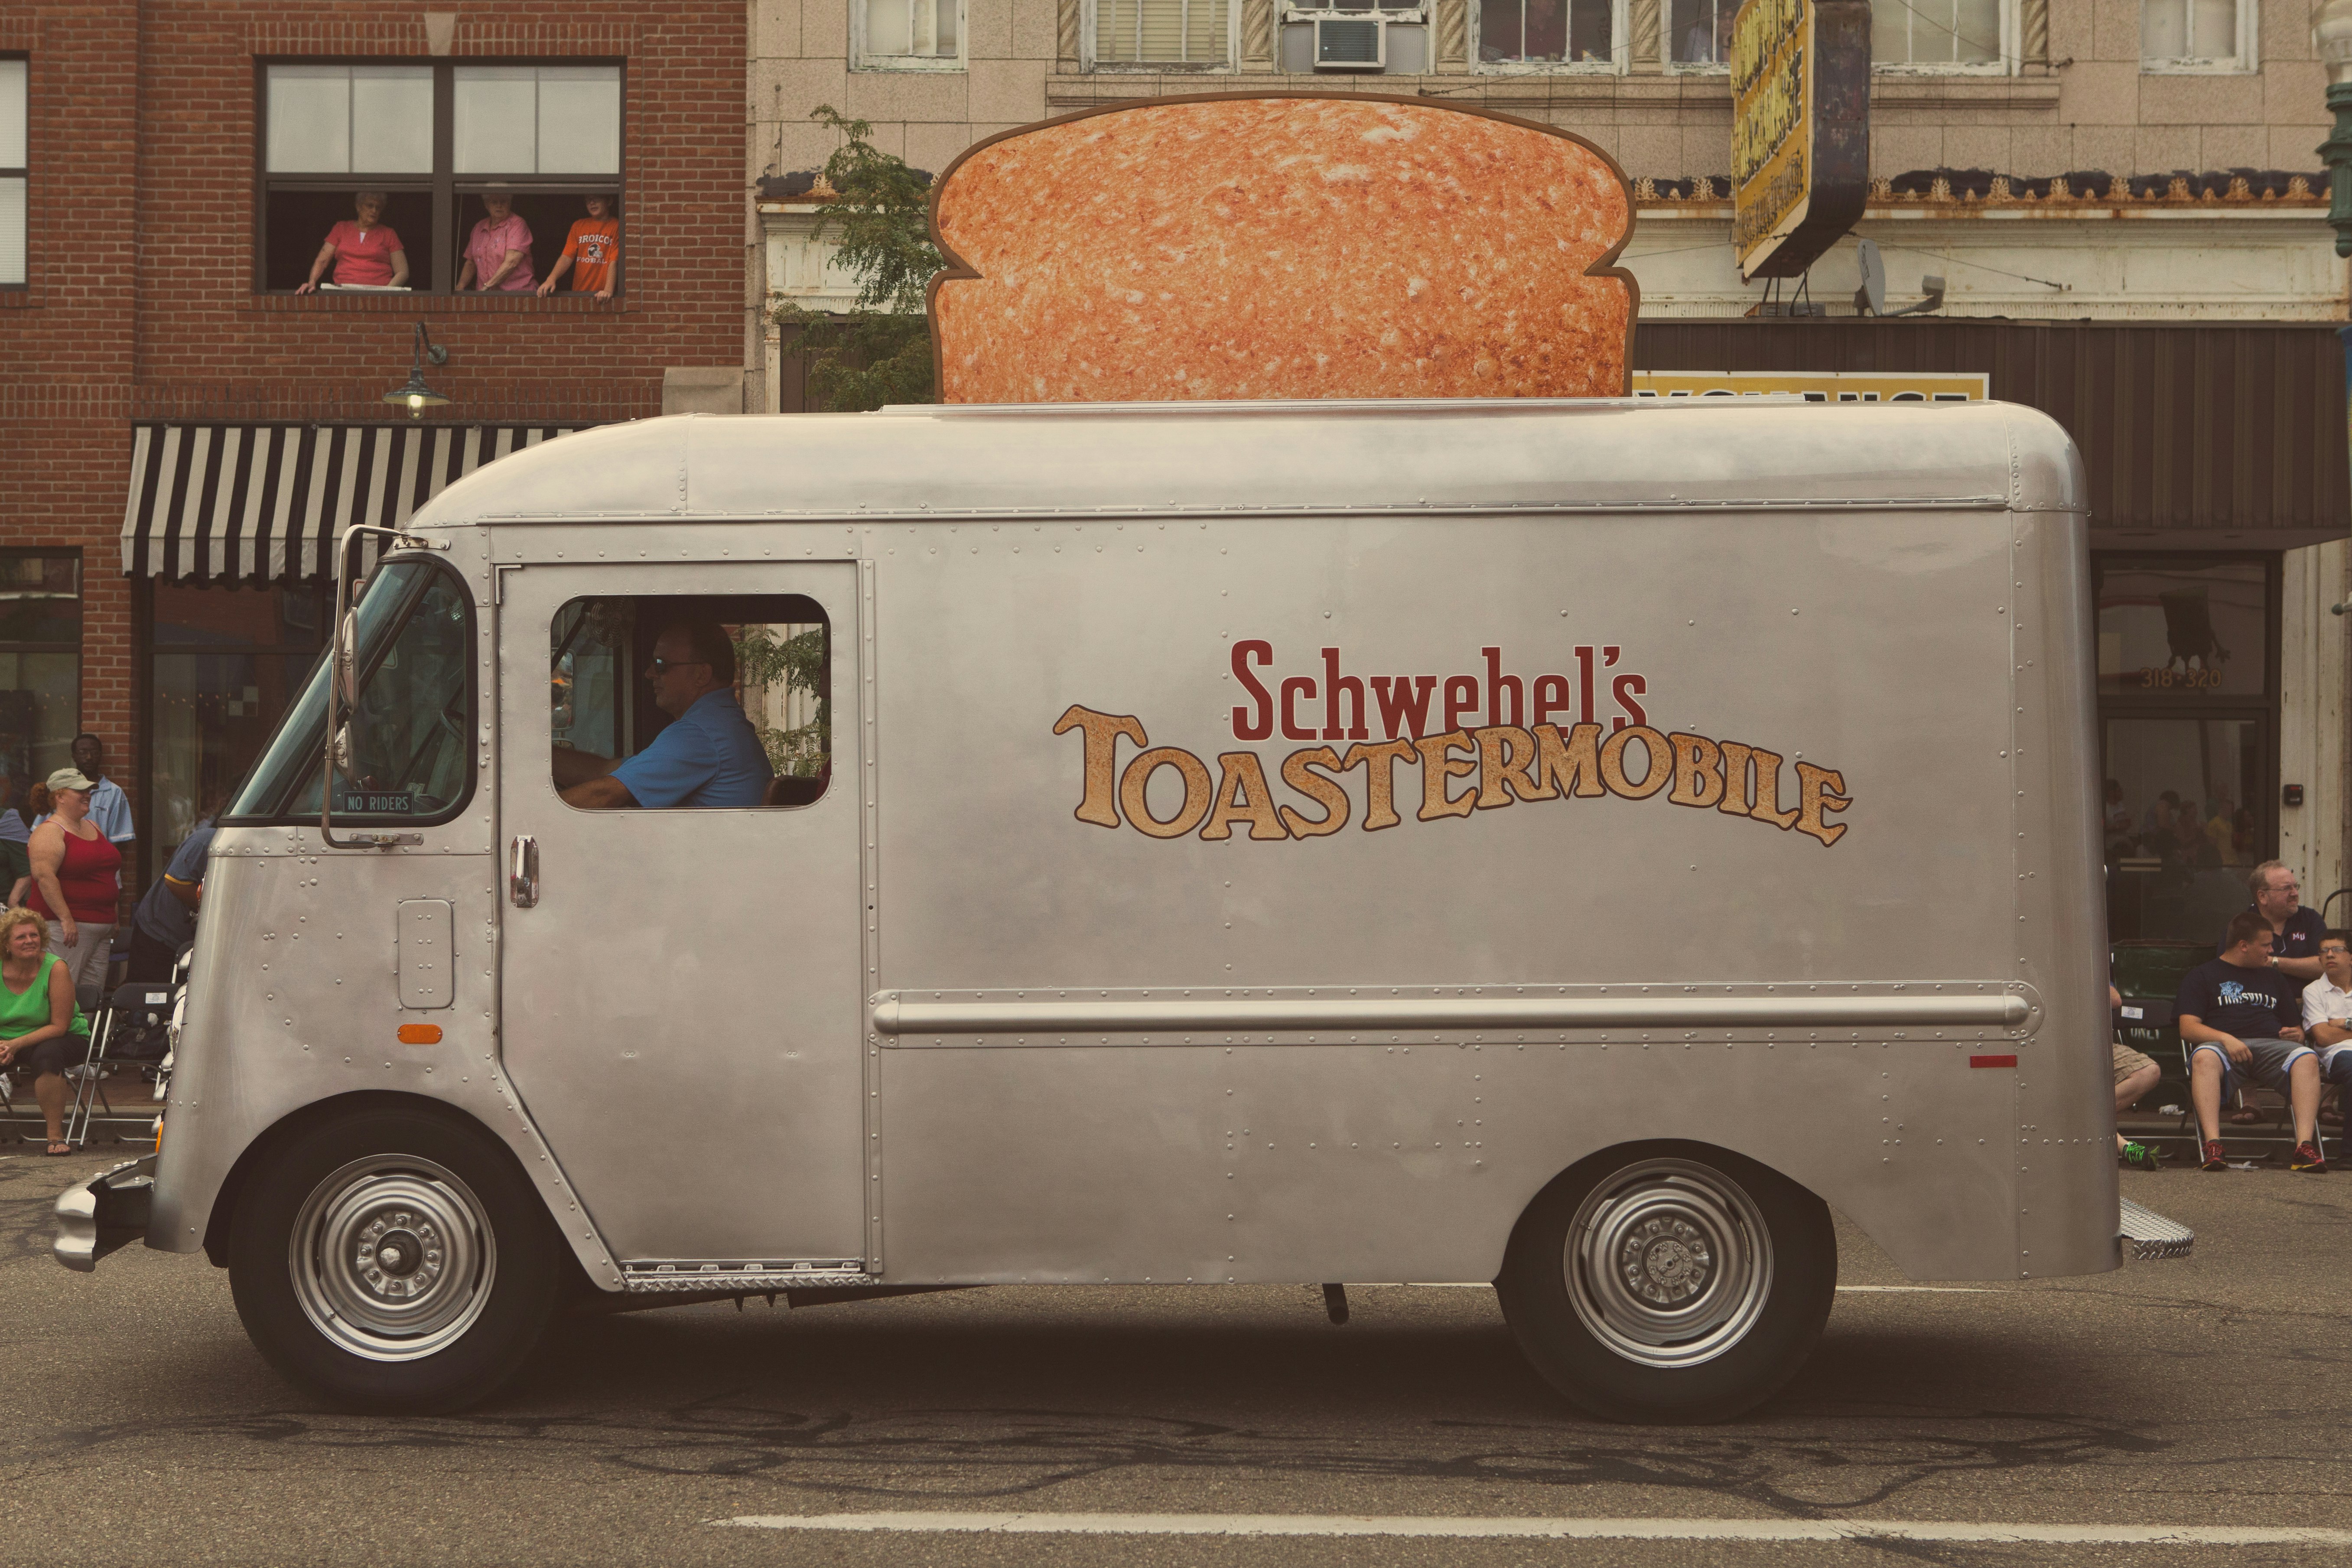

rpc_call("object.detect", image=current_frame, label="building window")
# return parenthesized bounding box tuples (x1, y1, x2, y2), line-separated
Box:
(2141, 0, 2251, 70)
(1088, 0, 1236, 68)
(856, 0, 966, 68)
(1479, 0, 1620, 68)
(1665, 0, 1731, 66)
(1868, 0, 2008, 69)
(0, 552, 80, 807)
(0, 56, 25, 287)
(146, 580, 328, 876)
(258, 60, 623, 295)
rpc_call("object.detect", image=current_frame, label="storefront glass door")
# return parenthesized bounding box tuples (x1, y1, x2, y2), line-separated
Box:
(2094, 555, 2276, 945)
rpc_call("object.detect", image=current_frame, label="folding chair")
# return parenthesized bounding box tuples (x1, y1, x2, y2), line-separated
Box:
(63, 979, 177, 1148)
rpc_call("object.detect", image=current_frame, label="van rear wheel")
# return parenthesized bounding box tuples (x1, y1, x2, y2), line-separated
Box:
(227, 1107, 560, 1414)
(1496, 1143, 1834, 1424)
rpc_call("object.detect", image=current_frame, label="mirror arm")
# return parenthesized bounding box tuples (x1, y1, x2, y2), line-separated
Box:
(321, 524, 449, 852)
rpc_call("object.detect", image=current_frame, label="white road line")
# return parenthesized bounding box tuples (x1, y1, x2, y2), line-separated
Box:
(710, 1513, 2352, 1545)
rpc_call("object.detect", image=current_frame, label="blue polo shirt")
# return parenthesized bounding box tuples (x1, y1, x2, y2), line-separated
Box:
(609, 690, 773, 809)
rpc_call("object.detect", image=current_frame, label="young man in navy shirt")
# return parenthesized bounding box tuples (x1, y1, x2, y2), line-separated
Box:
(2180, 909, 2325, 1172)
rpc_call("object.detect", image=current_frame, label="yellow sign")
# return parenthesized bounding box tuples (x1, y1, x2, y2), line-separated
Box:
(1731, 0, 1868, 280)
(1631, 371, 1988, 402)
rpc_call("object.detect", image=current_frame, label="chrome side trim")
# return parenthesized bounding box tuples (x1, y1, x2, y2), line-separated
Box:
(621, 1259, 874, 1293)
(54, 1154, 157, 1273)
(872, 986, 2033, 1040)
(2118, 1197, 2193, 1262)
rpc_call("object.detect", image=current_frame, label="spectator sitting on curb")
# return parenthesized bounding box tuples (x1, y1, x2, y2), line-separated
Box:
(2111, 982, 2162, 1169)
(2180, 909, 2326, 1174)
(2303, 929, 2352, 1137)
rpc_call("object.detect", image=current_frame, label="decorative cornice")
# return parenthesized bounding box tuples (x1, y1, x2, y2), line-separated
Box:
(1633, 168, 2329, 209)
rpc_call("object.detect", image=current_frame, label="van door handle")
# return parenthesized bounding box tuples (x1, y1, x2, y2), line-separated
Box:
(508, 835, 539, 908)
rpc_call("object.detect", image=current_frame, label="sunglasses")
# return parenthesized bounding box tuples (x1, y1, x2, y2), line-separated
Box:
(644, 657, 709, 677)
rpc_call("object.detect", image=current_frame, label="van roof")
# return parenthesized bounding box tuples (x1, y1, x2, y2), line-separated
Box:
(407, 398, 2080, 529)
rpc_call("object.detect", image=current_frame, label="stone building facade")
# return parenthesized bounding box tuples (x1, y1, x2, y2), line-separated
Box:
(751, 0, 2352, 945)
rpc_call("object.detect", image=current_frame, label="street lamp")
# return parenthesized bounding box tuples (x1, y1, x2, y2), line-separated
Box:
(381, 322, 451, 419)
(2316, 0, 2352, 255)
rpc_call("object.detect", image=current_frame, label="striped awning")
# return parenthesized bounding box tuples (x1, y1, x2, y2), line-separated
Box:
(120, 423, 580, 582)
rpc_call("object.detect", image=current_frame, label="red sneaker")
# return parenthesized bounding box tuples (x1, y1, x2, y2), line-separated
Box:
(2201, 1140, 2229, 1171)
(2290, 1142, 2329, 1173)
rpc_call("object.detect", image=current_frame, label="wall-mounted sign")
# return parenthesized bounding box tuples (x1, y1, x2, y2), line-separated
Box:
(1632, 371, 1988, 401)
(929, 94, 1639, 403)
(1731, 0, 1870, 281)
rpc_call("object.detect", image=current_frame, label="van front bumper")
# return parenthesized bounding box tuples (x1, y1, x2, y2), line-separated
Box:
(54, 1154, 157, 1272)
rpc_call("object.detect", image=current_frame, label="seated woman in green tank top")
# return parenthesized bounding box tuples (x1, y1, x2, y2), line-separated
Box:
(0, 904, 90, 1155)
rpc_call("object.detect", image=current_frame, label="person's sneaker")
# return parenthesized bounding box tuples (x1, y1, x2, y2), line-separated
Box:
(2120, 1141, 2161, 1171)
(2290, 1142, 2329, 1173)
(2202, 1140, 2230, 1171)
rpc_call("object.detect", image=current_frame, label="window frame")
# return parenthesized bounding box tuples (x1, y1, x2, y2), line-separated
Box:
(0, 53, 27, 290)
(852, 0, 970, 71)
(1471, 0, 1627, 75)
(1082, 0, 1244, 71)
(2139, 0, 2256, 73)
(253, 57, 628, 297)
(1864, 0, 2017, 75)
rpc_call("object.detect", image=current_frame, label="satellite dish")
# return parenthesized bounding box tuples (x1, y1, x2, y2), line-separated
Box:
(1854, 238, 1888, 316)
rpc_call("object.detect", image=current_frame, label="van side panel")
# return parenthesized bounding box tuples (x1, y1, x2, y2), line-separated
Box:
(869, 503, 2053, 1282)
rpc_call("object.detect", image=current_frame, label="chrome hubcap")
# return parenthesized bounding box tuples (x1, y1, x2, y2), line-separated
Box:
(289, 1155, 496, 1362)
(1564, 1158, 1773, 1369)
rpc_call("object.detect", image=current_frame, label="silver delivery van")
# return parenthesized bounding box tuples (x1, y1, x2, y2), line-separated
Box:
(56, 397, 2190, 1421)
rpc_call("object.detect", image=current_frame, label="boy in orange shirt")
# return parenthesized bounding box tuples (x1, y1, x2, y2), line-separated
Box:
(538, 194, 620, 299)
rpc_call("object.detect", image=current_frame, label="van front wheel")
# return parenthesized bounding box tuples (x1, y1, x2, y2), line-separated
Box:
(227, 1107, 561, 1414)
(1496, 1144, 1834, 1423)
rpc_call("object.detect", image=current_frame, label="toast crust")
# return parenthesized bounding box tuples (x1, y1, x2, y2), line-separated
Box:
(928, 93, 1638, 404)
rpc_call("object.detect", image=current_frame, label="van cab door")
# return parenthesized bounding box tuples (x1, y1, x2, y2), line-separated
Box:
(492, 553, 867, 1271)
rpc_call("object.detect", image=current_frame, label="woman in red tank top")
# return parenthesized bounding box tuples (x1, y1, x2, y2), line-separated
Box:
(26, 768, 122, 998)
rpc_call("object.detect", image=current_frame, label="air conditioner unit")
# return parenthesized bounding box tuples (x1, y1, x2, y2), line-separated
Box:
(1312, 15, 1385, 68)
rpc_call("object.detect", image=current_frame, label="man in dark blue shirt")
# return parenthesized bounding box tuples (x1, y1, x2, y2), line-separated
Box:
(2222, 859, 2327, 983)
(2181, 909, 2323, 1173)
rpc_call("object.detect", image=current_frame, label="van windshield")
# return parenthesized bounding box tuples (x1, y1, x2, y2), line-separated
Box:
(224, 560, 473, 823)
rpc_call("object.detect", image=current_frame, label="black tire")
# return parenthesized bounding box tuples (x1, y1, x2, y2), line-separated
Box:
(1495, 1141, 1835, 1424)
(227, 1105, 562, 1414)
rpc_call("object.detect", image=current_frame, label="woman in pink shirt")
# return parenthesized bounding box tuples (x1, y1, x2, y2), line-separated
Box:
(457, 189, 535, 293)
(295, 192, 408, 293)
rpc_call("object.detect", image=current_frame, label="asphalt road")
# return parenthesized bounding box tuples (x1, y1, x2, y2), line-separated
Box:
(3, 1148, 2348, 1567)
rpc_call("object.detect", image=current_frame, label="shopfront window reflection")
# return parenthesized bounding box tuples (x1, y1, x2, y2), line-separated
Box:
(2096, 558, 2267, 699)
(0, 552, 80, 799)
(2104, 716, 2261, 942)
(148, 581, 326, 875)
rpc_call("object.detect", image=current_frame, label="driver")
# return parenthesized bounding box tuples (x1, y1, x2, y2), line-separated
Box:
(553, 621, 773, 809)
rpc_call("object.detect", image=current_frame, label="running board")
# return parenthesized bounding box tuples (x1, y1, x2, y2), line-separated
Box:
(2119, 1197, 2193, 1261)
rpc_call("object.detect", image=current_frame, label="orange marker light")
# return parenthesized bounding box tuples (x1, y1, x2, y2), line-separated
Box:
(397, 1024, 444, 1045)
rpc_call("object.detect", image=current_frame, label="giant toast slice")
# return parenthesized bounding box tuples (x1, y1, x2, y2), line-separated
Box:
(929, 94, 1637, 403)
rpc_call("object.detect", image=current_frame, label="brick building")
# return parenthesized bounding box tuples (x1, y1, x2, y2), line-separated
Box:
(0, 0, 748, 893)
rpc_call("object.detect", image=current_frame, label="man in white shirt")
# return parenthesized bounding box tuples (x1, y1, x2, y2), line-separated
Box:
(2304, 929, 2352, 1132)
